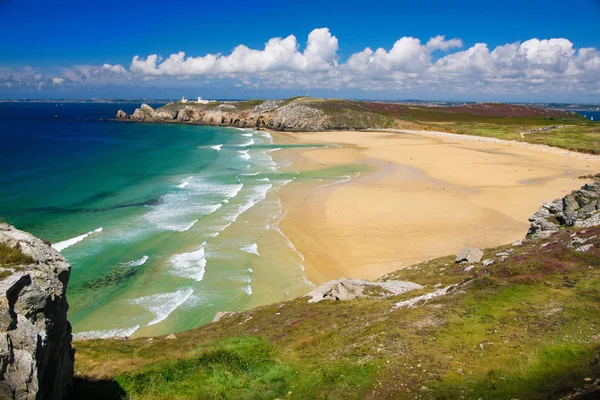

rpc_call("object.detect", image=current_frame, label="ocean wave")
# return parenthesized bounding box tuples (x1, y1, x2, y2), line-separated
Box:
(211, 144, 223, 151)
(170, 243, 207, 281)
(241, 243, 260, 256)
(145, 176, 241, 232)
(257, 178, 270, 182)
(118, 255, 149, 268)
(244, 284, 252, 295)
(238, 138, 255, 147)
(52, 227, 103, 252)
(237, 150, 251, 160)
(241, 133, 253, 137)
(73, 324, 140, 340)
(177, 180, 190, 189)
(228, 184, 272, 222)
(130, 287, 194, 326)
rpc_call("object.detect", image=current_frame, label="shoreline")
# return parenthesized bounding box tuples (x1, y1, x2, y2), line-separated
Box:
(274, 129, 600, 284)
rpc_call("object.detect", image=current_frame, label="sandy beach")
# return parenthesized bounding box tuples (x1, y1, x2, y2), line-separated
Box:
(275, 130, 600, 284)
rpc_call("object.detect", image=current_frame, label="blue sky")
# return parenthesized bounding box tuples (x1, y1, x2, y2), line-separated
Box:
(1, 0, 600, 101)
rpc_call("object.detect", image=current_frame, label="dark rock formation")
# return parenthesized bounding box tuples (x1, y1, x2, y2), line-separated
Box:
(0, 224, 73, 400)
(528, 175, 600, 238)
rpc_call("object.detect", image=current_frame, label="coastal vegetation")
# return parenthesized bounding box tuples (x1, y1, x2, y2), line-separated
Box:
(72, 224, 600, 399)
(118, 97, 599, 154)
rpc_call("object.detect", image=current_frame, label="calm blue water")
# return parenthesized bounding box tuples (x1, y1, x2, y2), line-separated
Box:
(575, 110, 600, 121)
(0, 103, 331, 338)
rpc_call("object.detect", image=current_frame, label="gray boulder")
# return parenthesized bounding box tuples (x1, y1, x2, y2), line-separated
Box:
(306, 278, 423, 303)
(455, 247, 483, 263)
(0, 223, 73, 400)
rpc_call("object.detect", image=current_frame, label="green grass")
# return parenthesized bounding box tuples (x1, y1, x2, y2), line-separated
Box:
(0, 242, 34, 279)
(72, 226, 600, 399)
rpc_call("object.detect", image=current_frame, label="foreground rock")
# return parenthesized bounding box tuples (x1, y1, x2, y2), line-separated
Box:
(306, 278, 423, 303)
(0, 224, 73, 400)
(528, 175, 600, 239)
(455, 247, 483, 263)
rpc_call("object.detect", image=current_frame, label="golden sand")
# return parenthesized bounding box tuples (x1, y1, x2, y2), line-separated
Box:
(274, 130, 600, 284)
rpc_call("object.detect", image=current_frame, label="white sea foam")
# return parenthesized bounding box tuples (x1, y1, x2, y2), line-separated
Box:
(244, 284, 252, 295)
(240, 172, 260, 176)
(211, 144, 223, 151)
(266, 148, 282, 153)
(238, 138, 255, 147)
(257, 178, 270, 182)
(118, 255, 149, 268)
(52, 227, 103, 252)
(177, 181, 190, 189)
(227, 184, 272, 222)
(130, 288, 194, 326)
(73, 324, 140, 340)
(170, 244, 207, 281)
(241, 133, 253, 137)
(237, 150, 251, 160)
(241, 243, 260, 256)
(145, 176, 240, 232)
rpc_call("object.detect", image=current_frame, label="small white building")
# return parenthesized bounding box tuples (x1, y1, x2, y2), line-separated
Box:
(196, 96, 210, 104)
(181, 96, 188, 103)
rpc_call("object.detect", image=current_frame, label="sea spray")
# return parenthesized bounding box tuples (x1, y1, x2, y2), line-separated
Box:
(52, 227, 103, 252)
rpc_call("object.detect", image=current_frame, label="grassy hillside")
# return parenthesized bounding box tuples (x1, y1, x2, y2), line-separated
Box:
(72, 226, 600, 400)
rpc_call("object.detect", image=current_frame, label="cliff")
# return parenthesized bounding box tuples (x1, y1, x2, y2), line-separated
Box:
(0, 224, 73, 400)
(115, 98, 405, 132)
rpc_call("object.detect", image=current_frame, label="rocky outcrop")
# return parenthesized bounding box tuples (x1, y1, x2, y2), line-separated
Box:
(115, 98, 397, 132)
(455, 247, 483, 263)
(0, 224, 73, 400)
(528, 176, 600, 239)
(306, 278, 423, 303)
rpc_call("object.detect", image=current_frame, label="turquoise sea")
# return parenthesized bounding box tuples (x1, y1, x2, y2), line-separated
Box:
(0, 103, 353, 338)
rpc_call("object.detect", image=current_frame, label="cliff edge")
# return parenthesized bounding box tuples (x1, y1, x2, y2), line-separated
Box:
(0, 223, 73, 400)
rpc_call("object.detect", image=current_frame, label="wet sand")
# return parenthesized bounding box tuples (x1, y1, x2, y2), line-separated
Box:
(274, 130, 600, 284)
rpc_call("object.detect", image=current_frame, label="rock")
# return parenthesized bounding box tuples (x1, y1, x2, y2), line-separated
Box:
(576, 244, 594, 252)
(455, 248, 483, 263)
(213, 311, 235, 323)
(113, 97, 397, 132)
(528, 178, 600, 239)
(165, 334, 177, 340)
(464, 265, 475, 272)
(306, 278, 423, 303)
(0, 223, 73, 400)
(130, 103, 157, 121)
(116, 109, 127, 119)
(482, 259, 494, 266)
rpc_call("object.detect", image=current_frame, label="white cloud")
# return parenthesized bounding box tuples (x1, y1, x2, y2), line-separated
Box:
(2, 28, 600, 99)
(426, 35, 463, 51)
(130, 28, 339, 76)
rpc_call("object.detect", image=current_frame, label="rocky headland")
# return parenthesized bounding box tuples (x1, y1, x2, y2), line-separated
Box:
(115, 98, 401, 132)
